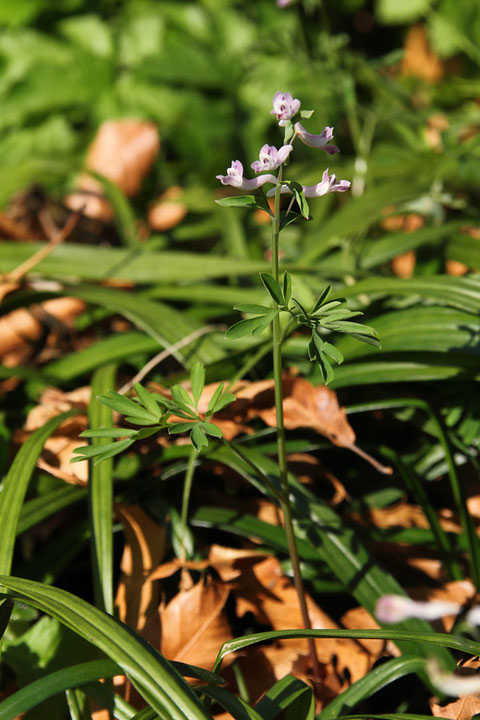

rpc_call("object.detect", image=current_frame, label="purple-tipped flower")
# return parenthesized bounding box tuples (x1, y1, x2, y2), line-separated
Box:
(276, 0, 292, 6)
(294, 122, 339, 155)
(251, 144, 293, 174)
(216, 161, 277, 190)
(271, 92, 301, 126)
(266, 169, 350, 198)
(376, 594, 460, 624)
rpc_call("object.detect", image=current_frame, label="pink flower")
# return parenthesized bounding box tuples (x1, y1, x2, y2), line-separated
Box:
(294, 122, 339, 154)
(266, 169, 350, 198)
(251, 144, 293, 174)
(276, 0, 292, 6)
(271, 91, 301, 126)
(216, 161, 277, 190)
(375, 594, 460, 624)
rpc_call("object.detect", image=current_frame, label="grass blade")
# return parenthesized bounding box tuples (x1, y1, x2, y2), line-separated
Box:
(0, 410, 75, 576)
(88, 365, 116, 614)
(0, 576, 212, 720)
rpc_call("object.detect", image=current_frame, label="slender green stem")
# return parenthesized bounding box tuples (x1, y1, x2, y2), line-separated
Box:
(270, 166, 322, 684)
(180, 447, 198, 561)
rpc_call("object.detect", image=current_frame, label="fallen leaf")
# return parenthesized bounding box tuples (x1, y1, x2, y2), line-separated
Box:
(446, 259, 469, 276)
(401, 24, 444, 83)
(159, 578, 232, 672)
(148, 186, 188, 231)
(431, 694, 480, 719)
(115, 504, 166, 635)
(0, 297, 85, 360)
(231, 556, 377, 689)
(392, 250, 416, 279)
(66, 119, 160, 220)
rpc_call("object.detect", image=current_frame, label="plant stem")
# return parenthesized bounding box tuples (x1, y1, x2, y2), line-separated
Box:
(180, 446, 198, 561)
(270, 167, 322, 686)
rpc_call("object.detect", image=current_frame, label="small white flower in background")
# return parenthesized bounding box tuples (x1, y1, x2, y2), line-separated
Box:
(428, 658, 480, 697)
(294, 122, 340, 155)
(216, 161, 277, 190)
(276, 0, 293, 6)
(375, 594, 461, 624)
(271, 91, 301, 126)
(251, 144, 293, 173)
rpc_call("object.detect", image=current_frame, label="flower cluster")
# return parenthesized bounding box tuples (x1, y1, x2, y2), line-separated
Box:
(216, 91, 350, 199)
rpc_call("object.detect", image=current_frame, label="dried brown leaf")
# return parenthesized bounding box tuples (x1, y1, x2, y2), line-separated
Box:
(148, 186, 188, 231)
(431, 695, 480, 720)
(115, 504, 166, 636)
(159, 579, 232, 671)
(66, 119, 160, 220)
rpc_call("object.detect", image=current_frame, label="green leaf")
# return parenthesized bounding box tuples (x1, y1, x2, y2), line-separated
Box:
(279, 210, 301, 231)
(212, 393, 236, 414)
(319, 657, 425, 720)
(64, 284, 224, 367)
(321, 341, 344, 365)
(225, 315, 275, 340)
(234, 304, 273, 315)
(327, 321, 378, 336)
(191, 425, 208, 451)
(18, 487, 86, 536)
(190, 363, 205, 407)
(171, 385, 195, 412)
(251, 315, 277, 337)
(291, 298, 310, 323)
(300, 109, 314, 118)
(255, 675, 313, 720)
(200, 686, 263, 720)
(260, 273, 285, 305)
(0, 598, 13, 641)
(215, 628, 480, 672)
(0, 410, 75, 577)
(283, 272, 292, 304)
(215, 195, 270, 211)
(312, 285, 332, 313)
(206, 383, 225, 416)
(351, 333, 382, 349)
(88, 171, 139, 248)
(282, 181, 309, 219)
(0, 577, 211, 720)
(168, 422, 197, 435)
(81, 428, 138, 438)
(97, 391, 158, 423)
(88, 365, 116, 614)
(200, 422, 223, 438)
(0, 659, 120, 720)
(134, 383, 163, 419)
(377, 0, 434, 24)
(72, 441, 130, 460)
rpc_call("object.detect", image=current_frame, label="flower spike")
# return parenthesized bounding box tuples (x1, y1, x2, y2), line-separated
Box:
(216, 161, 277, 190)
(294, 122, 339, 154)
(271, 91, 301, 126)
(251, 144, 293, 174)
